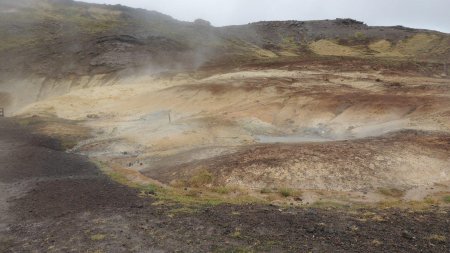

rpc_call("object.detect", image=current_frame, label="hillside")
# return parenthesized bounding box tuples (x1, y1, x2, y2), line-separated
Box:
(0, 0, 449, 79)
(2, 1, 450, 252)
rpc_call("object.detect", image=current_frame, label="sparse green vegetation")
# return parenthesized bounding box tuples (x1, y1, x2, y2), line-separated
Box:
(212, 186, 236, 194)
(142, 184, 157, 195)
(354, 32, 366, 40)
(255, 187, 303, 200)
(371, 239, 383, 246)
(260, 187, 273, 194)
(378, 187, 405, 198)
(107, 171, 135, 187)
(278, 188, 301, 198)
(16, 117, 47, 127)
(0, 3, 125, 51)
(91, 250, 105, 253)
(188, 169, 213, 188)
(309, 39, 364, 57)
(427, 234, 446, 243)
(97, 161, 264, 206)
(231, 228, 242, 238)
(442, 195, 450, 203)
(279, 188, 293, 197)
(376, 198, 440, 210)
(90, 234, 106, 241)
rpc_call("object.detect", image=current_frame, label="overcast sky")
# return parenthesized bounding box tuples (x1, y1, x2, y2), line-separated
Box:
(83, 0, 450, 33)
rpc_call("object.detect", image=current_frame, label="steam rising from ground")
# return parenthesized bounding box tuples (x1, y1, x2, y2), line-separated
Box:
(3, 62, 448, 206)
(0, 92, 12, 108)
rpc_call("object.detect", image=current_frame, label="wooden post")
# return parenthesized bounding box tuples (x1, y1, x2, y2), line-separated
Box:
(168, 110, 171, 124)
(0, 108, 4, 117)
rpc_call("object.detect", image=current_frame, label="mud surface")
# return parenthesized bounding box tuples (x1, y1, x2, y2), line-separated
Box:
(144, 130, 450, 193)
(19, 63, 450, 199)
(0, 118, 448, 252)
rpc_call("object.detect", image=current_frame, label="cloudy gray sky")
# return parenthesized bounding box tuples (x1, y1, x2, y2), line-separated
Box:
(83, 0, 450, 33)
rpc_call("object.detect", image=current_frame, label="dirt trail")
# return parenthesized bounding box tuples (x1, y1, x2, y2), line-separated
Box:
(0, 118, 449, 252)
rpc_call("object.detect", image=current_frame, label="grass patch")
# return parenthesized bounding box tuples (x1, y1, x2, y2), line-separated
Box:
(371, 239, 383, 246)
(188, 169, 213, 188)
(107, 171, 134, 187)
(279, 188, 293, 197)
(261, 187, 303, 201)
(427, 234, 446, 243)
(90, 250, 105, 253)
(442, 195, 450, 203)
(231, 228, 242, 238)
(16, 117, 48, 127)
(98, 161, 450, 210)
(309, 39, 363, 57)
(376, 198, 439, 210)
(156, 192, 225, 206)
(97, 161, 264, 206)
(142, 184, 158, 195)
(377, 187, 405, 198)
(278, 188, 301, 198)
(260, 187, 273, 194)
(157, 188, 264, 207)
(212, 186, 236, 194)
(90, 234, 106, 241)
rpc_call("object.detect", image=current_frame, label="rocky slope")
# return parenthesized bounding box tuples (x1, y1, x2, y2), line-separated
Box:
(1, 0, 449, 78)
(1, 0, 449, 113)
(2, 0, 450, 207)
(2, 118, 449, 252)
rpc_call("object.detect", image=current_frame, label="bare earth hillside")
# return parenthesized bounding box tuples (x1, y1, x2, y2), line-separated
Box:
(0, 0, 450, 252)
